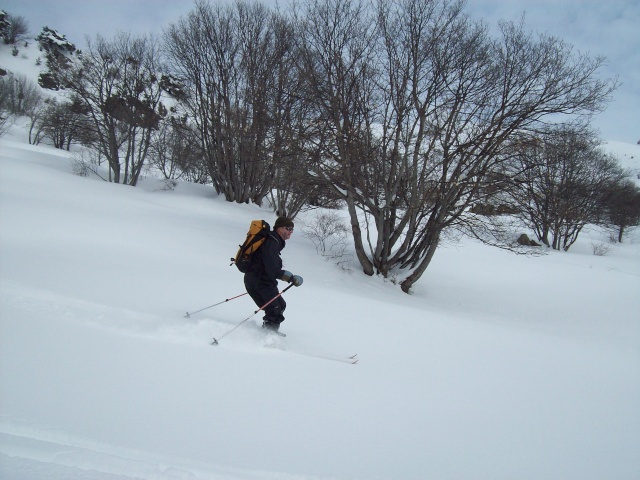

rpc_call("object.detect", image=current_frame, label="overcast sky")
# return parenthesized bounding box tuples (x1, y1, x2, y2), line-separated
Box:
(3, 0, 638, 143)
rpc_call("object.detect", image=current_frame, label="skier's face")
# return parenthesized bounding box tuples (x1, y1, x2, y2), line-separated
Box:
(277, 226, 293, 241)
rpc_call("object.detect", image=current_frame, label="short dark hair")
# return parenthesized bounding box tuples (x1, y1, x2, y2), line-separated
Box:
(274, 217, 294, 229)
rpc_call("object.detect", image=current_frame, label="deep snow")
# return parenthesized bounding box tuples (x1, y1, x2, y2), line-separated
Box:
(1, 128, 639, 480)
(1, 38, 640, 480)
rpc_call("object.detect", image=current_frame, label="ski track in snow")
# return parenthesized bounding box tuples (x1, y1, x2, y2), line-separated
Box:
(0, 424, 314, 480)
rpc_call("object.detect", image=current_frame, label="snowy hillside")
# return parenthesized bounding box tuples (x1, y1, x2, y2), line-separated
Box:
(2, 39, 640, 480)
(2, 127, 640, 480)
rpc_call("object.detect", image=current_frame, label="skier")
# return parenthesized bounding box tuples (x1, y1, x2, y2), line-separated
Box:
(244, 216, 303, 332)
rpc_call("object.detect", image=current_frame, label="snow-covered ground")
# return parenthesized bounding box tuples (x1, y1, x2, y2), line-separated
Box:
(1, 125, 639, 480)
(2, 37, 640, 480)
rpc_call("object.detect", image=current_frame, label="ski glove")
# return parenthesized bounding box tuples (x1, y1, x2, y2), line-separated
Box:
(280, 270, 303, 286)
(280, 270, 293, 282)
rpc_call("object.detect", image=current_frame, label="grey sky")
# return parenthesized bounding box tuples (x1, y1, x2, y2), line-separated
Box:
(3, 0, 638, 143)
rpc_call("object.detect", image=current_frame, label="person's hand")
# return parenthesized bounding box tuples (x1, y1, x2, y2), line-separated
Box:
(280, 270, 293, 282)
(291, 275, 303, 287)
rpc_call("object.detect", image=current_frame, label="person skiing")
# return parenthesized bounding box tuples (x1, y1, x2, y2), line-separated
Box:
(244, 216, 303, 332)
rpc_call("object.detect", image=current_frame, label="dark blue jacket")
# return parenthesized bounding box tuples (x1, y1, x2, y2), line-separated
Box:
(246, 231, 285, 285)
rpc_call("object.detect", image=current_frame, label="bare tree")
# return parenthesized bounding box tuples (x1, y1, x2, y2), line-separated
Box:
(147, 117, 208, 183)
(1, 72, 42, 115)
(294, 0, 380, 273)
(1, 71, 43, 139)
(36, 97, 91, 150)
(297, 0, 618, 292)
(40, 31, 167, 185)
(165, 0, 294, 204)
(266, 11, 317, 218)
(506, 126, 627, 250)
(601, 178, 640, 243)
(26, 100, 46, 145)
(0, 72, 15, 137)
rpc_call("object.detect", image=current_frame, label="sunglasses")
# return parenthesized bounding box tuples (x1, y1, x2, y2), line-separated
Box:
(285, 226, 294, 232)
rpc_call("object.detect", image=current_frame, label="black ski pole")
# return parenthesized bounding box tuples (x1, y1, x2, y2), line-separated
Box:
(211, 283, 294, 345)
(185, 292, 249, 318)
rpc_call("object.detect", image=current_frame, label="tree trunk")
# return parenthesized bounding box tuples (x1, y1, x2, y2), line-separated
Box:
(345, 192, 374, 276)
(400, 229, 440, 293)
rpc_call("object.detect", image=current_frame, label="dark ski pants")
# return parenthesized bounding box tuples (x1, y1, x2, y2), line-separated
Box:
(244, 274, 286, 326)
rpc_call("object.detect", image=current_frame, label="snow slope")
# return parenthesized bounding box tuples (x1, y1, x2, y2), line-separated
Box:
(1, 128, 639, 480)
(2, 36, 640, 480)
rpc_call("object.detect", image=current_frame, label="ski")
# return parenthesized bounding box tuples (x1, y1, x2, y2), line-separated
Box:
(207, 318, 357, 364)
(266, 345, 358, 364)
(287, 350, 358, 365)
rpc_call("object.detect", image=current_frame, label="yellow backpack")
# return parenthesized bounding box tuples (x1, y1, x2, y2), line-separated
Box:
(231, 220, 270, 272)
